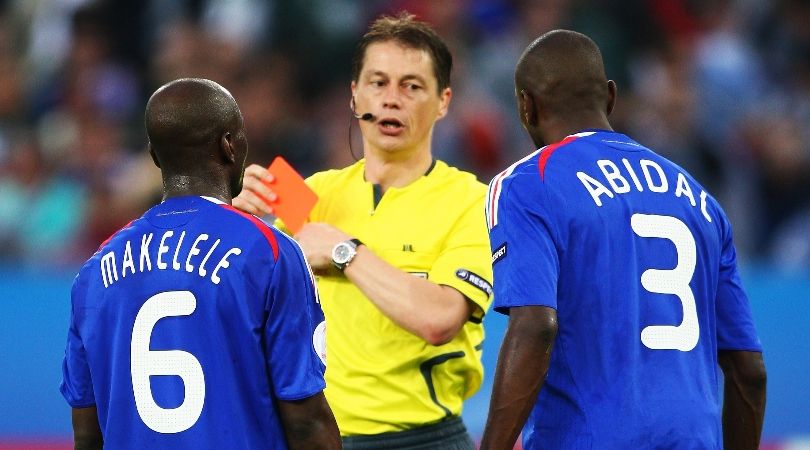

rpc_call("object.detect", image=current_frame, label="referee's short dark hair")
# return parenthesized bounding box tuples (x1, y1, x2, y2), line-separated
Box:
(351, 11, 453, 94)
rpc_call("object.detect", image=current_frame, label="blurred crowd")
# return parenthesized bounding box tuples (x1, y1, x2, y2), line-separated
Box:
(0, 0, 809, 269)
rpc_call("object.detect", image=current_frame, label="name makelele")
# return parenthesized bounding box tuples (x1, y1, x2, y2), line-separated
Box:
(576, 158, 712, 223)
(100, 231, 241, 288)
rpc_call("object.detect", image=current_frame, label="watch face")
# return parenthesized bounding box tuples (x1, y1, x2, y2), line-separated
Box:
(333, 243, 352, 264)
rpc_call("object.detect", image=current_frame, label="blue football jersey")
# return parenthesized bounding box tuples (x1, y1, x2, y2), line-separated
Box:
(486, 130, 761, 449)
(61, 196, 327, 449)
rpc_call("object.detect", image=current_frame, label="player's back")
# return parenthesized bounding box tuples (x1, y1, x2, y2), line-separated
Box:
(61, 195, 325, 449)
(494, 130, 737, 448)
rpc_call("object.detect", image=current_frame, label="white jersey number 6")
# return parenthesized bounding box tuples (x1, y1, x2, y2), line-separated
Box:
(131, 290, 205, 433)
(631, 214, 699, 352)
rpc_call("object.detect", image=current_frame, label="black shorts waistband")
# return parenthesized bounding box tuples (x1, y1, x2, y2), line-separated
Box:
(342, 416, 469, 450)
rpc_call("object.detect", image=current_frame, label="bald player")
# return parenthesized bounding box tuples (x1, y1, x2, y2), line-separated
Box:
(60, 78, 340, 449)
(480, 31, 766, 449)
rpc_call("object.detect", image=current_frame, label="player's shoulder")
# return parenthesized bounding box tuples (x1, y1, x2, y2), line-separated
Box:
(216, 204, 309, 264)
(267, 224, 307, 260)
(485, 150, 547, 229)
(92, 216, 141, 259)
(485, 135, 595, 228)
(214, 203, 282, 260)
(536, 131, 613, 177)
(489, 148, 544, 195)
(494, 131, 633, 189)
(76, 215, 143, 293)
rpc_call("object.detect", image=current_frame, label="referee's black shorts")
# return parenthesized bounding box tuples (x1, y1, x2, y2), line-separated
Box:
(341, 416, 475, 450)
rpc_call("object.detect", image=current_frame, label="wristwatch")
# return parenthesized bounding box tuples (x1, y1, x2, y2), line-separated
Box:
(331, 238, 363, 271)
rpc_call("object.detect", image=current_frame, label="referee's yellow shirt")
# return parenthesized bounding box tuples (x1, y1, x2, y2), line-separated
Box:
(305, 159, 493, 435)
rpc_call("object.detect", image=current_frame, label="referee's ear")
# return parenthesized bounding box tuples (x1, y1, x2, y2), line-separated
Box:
(148, 143, 161, 169)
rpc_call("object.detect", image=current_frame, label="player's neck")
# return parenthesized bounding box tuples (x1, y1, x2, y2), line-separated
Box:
(541, 114, 613, 146)
(363, 146, 433, 192)
(162, 174, 232, 204)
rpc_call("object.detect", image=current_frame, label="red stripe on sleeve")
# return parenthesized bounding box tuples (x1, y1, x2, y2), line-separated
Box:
(96, 220, 134, 253)
(488, 174, 504, 227)
(219, 205, 280, 261)
(537, 136, 579, 180)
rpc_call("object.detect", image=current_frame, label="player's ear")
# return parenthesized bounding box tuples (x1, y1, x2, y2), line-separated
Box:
(519, 89, 537, 127)
(220, 131, 236, 164)
(148, 143, 161, 168)
(606, 80, 617, 116)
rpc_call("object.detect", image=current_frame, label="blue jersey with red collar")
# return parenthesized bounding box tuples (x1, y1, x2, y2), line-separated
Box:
(486, 130, 761, 449)
(61, 196, 326, 449)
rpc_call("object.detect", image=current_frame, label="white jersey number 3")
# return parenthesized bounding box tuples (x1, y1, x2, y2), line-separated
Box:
(131, 291, 205, 433)
(631, 214, 699, 351)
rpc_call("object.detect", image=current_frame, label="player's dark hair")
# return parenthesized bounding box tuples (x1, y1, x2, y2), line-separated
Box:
(351, 12, 452, 93)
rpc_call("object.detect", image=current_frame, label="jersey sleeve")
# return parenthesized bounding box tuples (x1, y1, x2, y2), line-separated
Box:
(264, 233, 327, 401)
(429, 192, 493, 321)
(60, 272, 96, 408)
(715, 216, 762, 351)
(488, 174, 560, 315)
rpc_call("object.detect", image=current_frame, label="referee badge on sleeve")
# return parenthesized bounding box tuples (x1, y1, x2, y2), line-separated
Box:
(455, 269, 493, 297)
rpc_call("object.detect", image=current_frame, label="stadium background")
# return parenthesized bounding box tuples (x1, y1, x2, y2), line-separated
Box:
(1, 0, 808, 448)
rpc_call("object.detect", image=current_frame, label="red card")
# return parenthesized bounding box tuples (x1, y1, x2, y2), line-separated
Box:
(262, 156, 318, 234)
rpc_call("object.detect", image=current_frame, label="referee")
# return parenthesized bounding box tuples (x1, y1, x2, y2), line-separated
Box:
(236, 12, 493, 450)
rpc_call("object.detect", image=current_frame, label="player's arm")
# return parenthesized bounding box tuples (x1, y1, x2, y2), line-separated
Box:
(480, 305, 557, 450)
(277, 392, 341, 450)
(71, 406, 102, 450)
(63, 275, 101, 450)
(296, 222, 475, 345)
(713, 212, 766, 449)
(263, 234, 340, 448)
(718, 350, 766, 450)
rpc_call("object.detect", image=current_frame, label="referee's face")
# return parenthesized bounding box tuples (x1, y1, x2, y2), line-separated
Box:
(352, 40, 451, 159)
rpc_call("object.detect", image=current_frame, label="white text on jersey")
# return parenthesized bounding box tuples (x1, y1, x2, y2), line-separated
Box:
(576, 158, 712, 223)
(100, 231, 242, 288)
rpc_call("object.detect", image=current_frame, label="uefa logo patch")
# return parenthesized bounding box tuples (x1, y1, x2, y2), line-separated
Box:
(312, 321, 327, 365)
(492, 243, 507, 265)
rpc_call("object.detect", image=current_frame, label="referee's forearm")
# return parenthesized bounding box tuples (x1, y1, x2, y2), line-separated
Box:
(343, 246, 469, 344)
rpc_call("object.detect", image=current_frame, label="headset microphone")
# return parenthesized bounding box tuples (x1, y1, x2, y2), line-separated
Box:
(349, 98, 375, 161)
(354, 112, 375, 122)
(350, 97, 375, 122)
